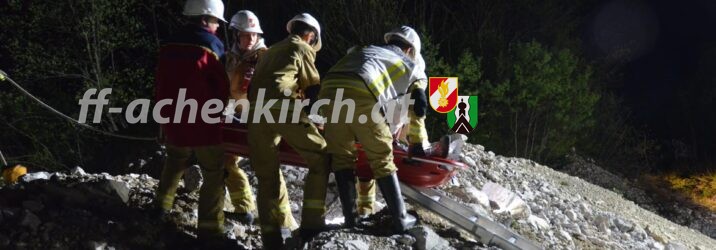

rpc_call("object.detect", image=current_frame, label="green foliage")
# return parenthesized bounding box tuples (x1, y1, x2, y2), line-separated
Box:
(482, 41, 598, 162)
(425, 39, 602, 164)
(455, 51, 483, 94)
(576, 91, 667, 176)
(0, 0, 175, 170)
(305, 0, 610, 165)
(422, 36, 484, 141)
(0, 0, 657, 172)
(661, 172, 716, 211)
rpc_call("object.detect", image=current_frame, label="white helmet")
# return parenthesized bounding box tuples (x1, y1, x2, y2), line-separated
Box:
(230, 10, 263, 34)
(183, 0, 227, 23)
(384, 26, 421, 59)
(286, 13, 322, 51)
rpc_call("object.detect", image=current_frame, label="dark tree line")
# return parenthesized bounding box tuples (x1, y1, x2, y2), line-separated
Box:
(1, 0, 713, 175)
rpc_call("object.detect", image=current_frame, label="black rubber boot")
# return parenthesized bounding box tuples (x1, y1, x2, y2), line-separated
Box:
(334, 169, 358, 228)
(376, 172, 416, 233)
(237, 212, 254, 225)
(225, 211, 254, 225)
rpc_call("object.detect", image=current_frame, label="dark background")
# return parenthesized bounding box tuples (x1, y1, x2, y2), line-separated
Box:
(1, 0, 714, 176)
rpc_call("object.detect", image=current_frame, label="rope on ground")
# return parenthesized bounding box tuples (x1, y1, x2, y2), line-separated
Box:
(0, 149, 8, 166)
(0, 69, 157, 142)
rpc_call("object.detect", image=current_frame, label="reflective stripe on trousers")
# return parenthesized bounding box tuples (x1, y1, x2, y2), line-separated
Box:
(357, 179, 376, 215)
(224, 153, 256, 213)
(156, 144, 226, 237)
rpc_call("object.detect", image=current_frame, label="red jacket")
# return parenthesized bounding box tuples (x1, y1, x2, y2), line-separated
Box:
(155, 26, 229, 147)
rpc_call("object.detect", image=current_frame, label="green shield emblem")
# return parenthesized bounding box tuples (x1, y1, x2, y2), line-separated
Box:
(447, 96, 478, 134)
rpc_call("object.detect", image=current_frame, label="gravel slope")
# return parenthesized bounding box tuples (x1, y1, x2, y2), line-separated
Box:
(456, 143, 716, 249)
(1, 142, 714, 249)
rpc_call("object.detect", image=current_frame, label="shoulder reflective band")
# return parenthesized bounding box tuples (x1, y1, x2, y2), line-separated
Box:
(367, 60, 406, 97)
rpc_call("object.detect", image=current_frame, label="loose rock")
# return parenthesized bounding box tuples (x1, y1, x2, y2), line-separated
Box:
(19, 210, 41, 231)
(482, 182, 528, 217)
(408, 226, 451, 250)
(20, 172, 52, 182)
(665, 242, 688, 250)
(183, 165, 202, 192)
(71, 167, 86, 176)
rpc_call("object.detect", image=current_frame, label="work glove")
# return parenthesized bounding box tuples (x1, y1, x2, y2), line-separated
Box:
(307, 114, 326, 131)
(410, 87, 427, 118)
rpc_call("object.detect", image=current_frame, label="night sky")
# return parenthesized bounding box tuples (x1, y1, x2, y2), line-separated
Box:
(626, 1, 714, 120)
(590, 0, 716, 155)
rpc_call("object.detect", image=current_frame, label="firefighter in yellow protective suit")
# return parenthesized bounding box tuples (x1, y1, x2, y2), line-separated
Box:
(355, 76, 429, 218)
(246, 13, 329, 249)
(318, 26, 429, 233)
(222, 10, 268, 225)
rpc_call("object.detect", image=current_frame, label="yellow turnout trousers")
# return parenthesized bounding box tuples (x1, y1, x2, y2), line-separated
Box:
(357, 178, 376, 216)
(322, 90, 398, 179)
(223, 154, 256, 213)
(247, 109, 329, 246)
(155, 144, 226, 237)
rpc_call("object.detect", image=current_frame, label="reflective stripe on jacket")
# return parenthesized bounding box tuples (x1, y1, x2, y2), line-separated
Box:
(324, 45, 425, 107)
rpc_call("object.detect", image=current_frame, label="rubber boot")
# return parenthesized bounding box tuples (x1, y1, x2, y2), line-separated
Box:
(236, 212, 254, 225)
(376, 172, 416, 233)
(334, 169, 358, 228)
(225, 211, 254, 225)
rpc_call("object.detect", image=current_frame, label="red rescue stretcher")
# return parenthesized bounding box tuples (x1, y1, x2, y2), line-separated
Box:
(222, 122, 468, 188)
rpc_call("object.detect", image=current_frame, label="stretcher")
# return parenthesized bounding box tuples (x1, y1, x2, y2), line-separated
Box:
(221, 119, 541, 249)
(221, 121, 467, 188)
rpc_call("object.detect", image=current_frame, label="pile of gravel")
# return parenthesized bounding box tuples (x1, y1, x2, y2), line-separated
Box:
(2, 142, 714, 249)
(562, 154, 716, 239)
(449, 144, 715, 249)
